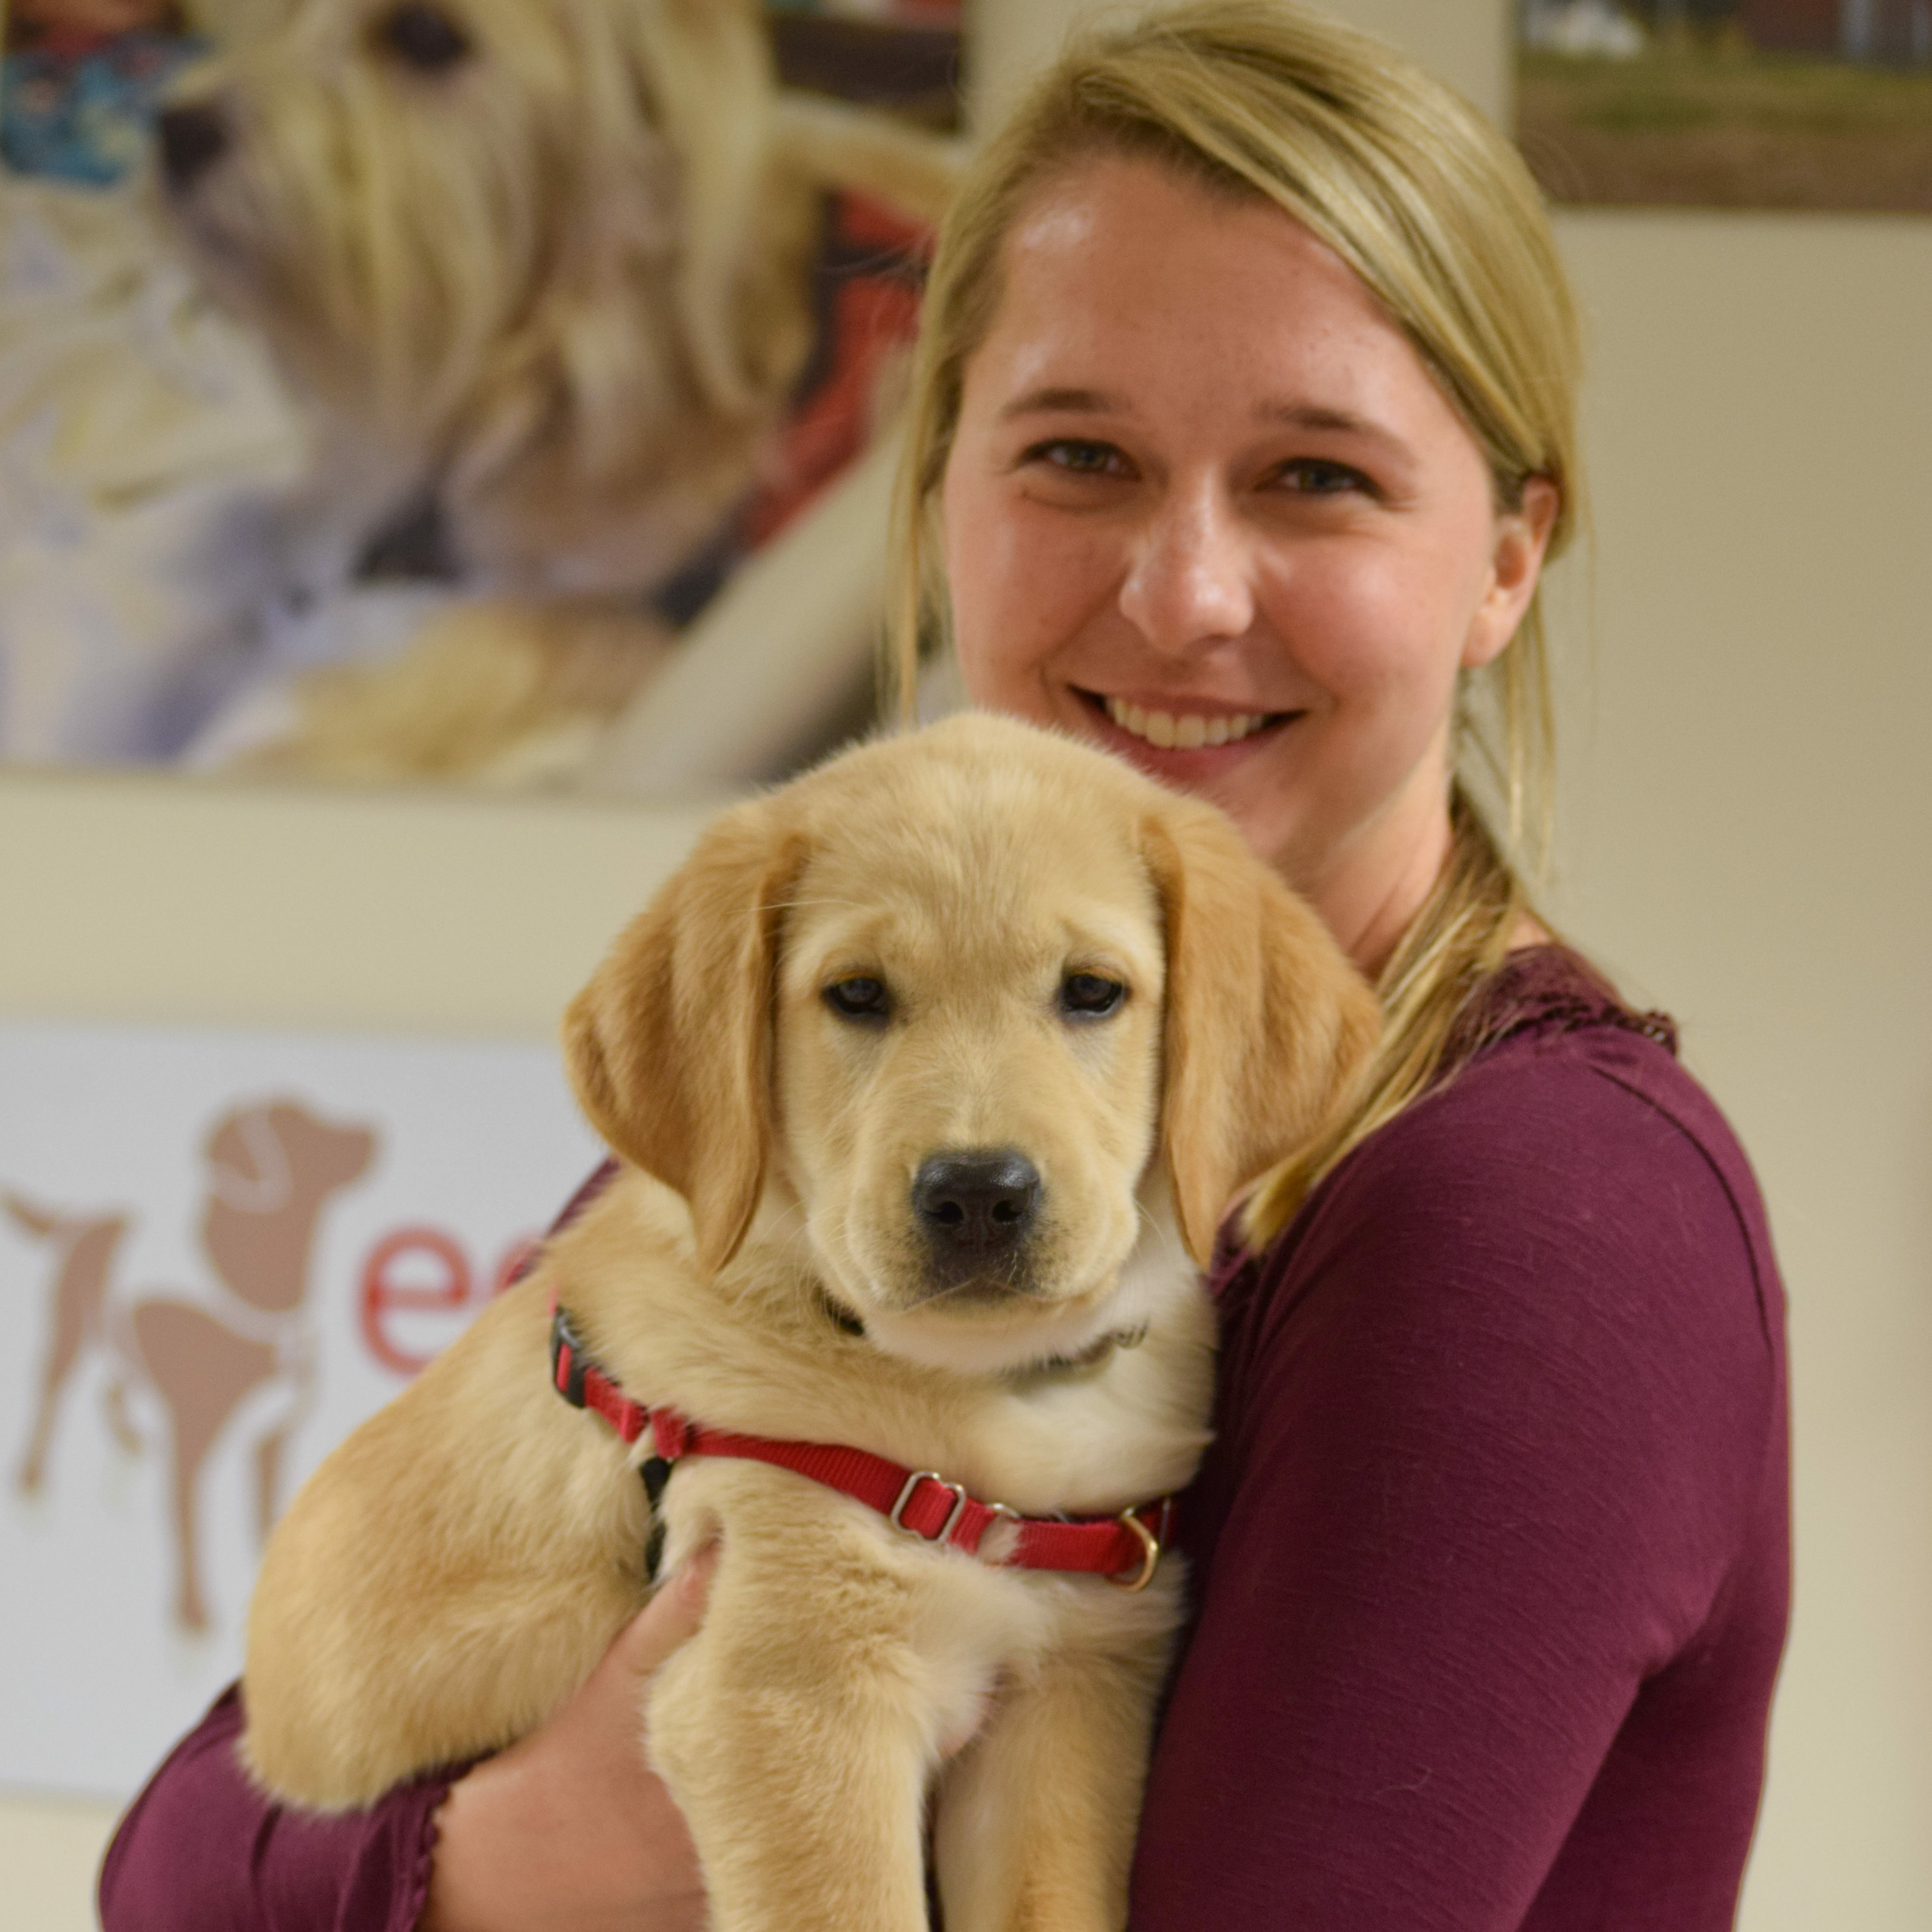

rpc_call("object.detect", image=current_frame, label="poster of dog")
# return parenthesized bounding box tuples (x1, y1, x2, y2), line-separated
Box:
(0, 0, 967, 781)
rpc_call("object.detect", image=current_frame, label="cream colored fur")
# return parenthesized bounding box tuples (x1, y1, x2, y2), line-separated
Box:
(161, 0, 961, 778)
(240, 715, 1380, 1931)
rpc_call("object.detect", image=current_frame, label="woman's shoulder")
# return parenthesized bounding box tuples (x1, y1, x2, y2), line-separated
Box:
(1373, 943, 1768, 1251)
(1200, 946, 1789, 1606)
(1221, 944, 1784, 1379)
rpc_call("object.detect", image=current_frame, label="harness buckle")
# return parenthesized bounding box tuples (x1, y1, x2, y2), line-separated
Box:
(889, 1470, 970, 1547)
(550, 1306, 589, 1410)
(1106, 1506, 1162, 1593)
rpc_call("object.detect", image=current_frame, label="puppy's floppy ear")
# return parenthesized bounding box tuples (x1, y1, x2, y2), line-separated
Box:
(1141, 801, 1382, 1266)
(564, 802, 806, 1275)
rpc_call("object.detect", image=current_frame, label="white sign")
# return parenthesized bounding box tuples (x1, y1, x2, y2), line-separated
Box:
(0, 1020, 606, 1801)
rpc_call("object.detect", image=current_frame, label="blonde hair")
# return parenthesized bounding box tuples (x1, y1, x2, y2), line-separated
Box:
(887, 0, 1585, 1247)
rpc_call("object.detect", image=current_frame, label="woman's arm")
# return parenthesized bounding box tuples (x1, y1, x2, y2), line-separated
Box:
(1131, 1037, 1787, 1931)
(98, 1687, 453, 1932)
(98, 1554, 714, 1932)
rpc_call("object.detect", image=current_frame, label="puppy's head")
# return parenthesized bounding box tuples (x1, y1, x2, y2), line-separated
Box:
(158, 0, 804, 586)
(566, 715, 1378, 1371)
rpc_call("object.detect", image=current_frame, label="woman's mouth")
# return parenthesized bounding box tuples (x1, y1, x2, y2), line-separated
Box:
(1075, 689, 1298, 760)
(1100, 697, 1278, 749)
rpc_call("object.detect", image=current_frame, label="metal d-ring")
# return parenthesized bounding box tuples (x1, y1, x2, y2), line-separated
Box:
(1106, 1507, 1162, 1592)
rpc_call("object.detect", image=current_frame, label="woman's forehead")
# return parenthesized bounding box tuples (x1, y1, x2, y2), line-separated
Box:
(968, 153, 1453, 445)
(981, 162, 1452, 423)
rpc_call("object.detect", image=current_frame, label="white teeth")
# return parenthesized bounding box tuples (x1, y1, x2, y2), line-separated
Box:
(1103, 696, 1271, 749)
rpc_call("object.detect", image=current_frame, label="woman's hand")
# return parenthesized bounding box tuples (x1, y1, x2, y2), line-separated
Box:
(418, 1548, 717, 1932)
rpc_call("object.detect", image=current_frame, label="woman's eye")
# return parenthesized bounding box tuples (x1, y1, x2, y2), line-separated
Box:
(1272, 458, 1373, 497)
(1059, 973, 1127, 1020)
(824, 977, 891, 1023)
(1025, 439, 1132, 480)
(375, 4, 471, 70)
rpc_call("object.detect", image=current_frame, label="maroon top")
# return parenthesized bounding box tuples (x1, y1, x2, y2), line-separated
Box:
(99, 948, 1789, 1931)
(1133, 948, 1789, 1929)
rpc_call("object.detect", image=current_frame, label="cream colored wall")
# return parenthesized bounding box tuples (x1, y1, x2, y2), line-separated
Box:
(968, 0, 1508, 122)
(0, 771, 724, 1037)
(1545, 211, 1932, 1932)
(3, 3, 1927, 1927)
(0, 1797, 124, 1932)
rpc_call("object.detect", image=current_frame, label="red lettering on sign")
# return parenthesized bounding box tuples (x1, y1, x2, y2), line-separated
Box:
(359, 1227, 471, 1376)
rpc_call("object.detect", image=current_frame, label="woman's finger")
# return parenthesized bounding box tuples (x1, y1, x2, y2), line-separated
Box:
(605, 1542, 719, 1679)
(418, 1542, 718, 1931)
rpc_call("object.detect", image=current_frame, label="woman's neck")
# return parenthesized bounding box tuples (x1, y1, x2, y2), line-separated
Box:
(1307, 806, 1456, 982)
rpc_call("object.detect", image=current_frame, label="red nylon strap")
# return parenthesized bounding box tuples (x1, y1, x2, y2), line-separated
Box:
(549, 1301, 650, 1446)
(578, 1358, 650, 1446)
(653, 1412, 1171, 1581)
(551, 1302, 1170, 1584)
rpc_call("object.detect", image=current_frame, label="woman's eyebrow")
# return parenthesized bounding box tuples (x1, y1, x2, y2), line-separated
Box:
(993, 389, 1414, 462)
(996, 385, 1128, 422)
(1258, 401, 1412, 459)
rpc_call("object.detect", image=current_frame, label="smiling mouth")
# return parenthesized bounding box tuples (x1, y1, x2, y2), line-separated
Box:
(1080, 691, 1297, 751)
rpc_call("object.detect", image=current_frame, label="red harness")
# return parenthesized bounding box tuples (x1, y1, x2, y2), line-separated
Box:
(549, 1303, 1174, 1592)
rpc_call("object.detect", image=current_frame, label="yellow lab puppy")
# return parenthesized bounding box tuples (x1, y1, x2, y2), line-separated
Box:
(241, 714, 1378, 1931)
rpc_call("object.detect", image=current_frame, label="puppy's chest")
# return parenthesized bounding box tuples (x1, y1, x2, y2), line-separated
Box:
(655, 1445, 1185, 1687)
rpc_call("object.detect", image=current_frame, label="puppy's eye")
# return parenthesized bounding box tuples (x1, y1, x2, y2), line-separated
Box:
(375, 3, 471, 71)
(1060, 973, 1126, 1019)
(824, 977, 890, 1024)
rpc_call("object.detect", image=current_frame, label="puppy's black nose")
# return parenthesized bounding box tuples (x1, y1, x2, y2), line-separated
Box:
(912, 1151, 1041, 1255)
(157, 104, 230, 195)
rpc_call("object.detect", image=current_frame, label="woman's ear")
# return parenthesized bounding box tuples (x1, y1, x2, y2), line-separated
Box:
(1142, 801, 1382, 1265)
(1464, 473, 1562, 671)
(563, 803, 807, 1275)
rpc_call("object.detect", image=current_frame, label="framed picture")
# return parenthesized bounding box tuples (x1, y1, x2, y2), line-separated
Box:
(0, 0, 960, 787)
(1517, 1, 1932, 210)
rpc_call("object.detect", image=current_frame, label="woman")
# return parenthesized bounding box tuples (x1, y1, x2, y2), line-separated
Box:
(100, 7, 1789, 1928)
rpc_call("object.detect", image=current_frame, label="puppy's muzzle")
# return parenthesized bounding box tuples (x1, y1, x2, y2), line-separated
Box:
(910, 1150, 1040, 1296)
(157, 103, 230, 196)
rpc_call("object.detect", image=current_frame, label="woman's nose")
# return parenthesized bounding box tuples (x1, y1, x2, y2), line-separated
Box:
(1116, 484, 1256, 654)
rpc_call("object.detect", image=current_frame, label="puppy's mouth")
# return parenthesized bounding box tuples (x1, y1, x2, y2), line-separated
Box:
(1074, 688, 1301, 763)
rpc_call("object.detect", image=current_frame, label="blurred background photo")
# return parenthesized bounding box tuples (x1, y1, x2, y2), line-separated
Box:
(1519, 0, 1932, 209)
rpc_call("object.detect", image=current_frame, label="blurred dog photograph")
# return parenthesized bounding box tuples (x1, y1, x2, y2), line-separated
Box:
(238, 715, 1379, 1930)
(152, 0, 960, 781)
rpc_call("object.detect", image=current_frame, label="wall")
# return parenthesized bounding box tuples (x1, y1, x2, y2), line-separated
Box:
(1546, 209, 1932, 1931)
(969, 0, 1509, 121)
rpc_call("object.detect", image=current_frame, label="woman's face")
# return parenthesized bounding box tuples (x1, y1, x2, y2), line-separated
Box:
(941, 156, 1556, 966)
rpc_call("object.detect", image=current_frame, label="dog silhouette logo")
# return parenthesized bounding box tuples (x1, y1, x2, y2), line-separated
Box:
(10, 1097, 376, 1632)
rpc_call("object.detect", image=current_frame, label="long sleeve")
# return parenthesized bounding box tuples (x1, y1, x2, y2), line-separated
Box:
(98, 1686, 456, 1932)
(1130, 1019, 1789, 1930)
